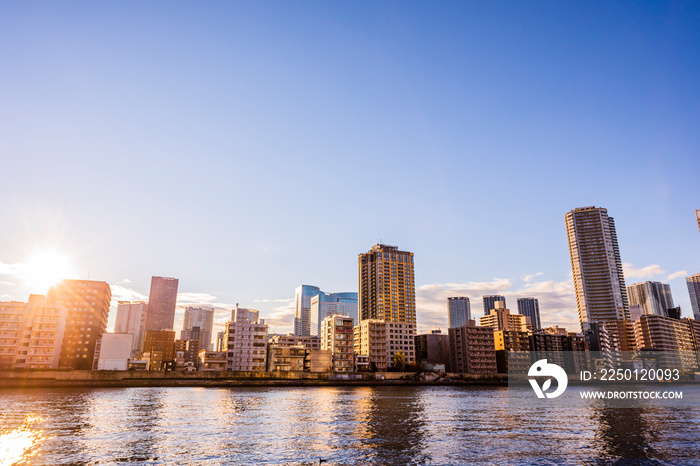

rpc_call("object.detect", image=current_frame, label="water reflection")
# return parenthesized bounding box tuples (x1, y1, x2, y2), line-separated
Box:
(0, 414, 44, 466)
(0, 386, 698, 465)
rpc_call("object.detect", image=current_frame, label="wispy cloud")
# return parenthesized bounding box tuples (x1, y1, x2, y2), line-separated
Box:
(110, 284, 148, 302)
(522, 272, 544, 282)
(261, 298, 295, 334)
(623, 263, 665, 280)
(666, 270, 688, 281)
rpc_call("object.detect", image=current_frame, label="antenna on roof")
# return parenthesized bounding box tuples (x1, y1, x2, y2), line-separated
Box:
(87, 264, 91, 280)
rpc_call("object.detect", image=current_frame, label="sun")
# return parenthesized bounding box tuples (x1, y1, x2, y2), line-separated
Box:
(24, 250, 76, 293)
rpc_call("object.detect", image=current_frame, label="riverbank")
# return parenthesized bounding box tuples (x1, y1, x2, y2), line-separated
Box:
(0, 370, 508, 388)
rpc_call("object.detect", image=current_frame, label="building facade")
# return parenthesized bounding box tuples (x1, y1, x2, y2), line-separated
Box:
(353, 319, 415, 370)
(516, 297, 541, 330)
(310, 292, 358, 337)
(320, 315, 355, 372)
(225, 307, 269, 371)
(94, 333, 133, 370)
(268, 334, 321, 350)
(0, 295, 67, 369)
(145, 276, 179, 331)
(47, 279, 112, 370)
(627, 281, 675, 318)
(447, 297, 470, 329)
(358, 244, 416, 324)
(566, 206, 629, 329)
(294, 285, 322, 336)
(114, 301, 148, 359)
(447, 320, 497, 374)
(181, 306, 214, 351)
(479, 303, 529, 332)
(414, 330, 450, 368)
(687, 273, 700, 321)
(482, 295, 506, 316)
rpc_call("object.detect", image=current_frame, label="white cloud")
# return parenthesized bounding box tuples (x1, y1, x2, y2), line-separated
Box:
(176, 292, 218, 304)
(666, 270, 688, 281)
(522, 272, 544, 282)
(110, 284, 148, 302)
(623, 263, 665, 280)
(0, 261, 25, 276)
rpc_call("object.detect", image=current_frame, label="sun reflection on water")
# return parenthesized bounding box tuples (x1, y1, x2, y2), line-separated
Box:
(0, 414, 44, 466)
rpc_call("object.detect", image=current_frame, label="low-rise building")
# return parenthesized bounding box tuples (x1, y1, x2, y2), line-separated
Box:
(354, 319, 415, 371)
(142, 330, 176, 371)
(448, 320, 497, 373)
(268, 334, 321, 350)
(94, 333, 133, 370)
(479, 303, 528, 332)
(267, 345, 307, 371)
(321, 315, 355, 372)
(198, 350, 227, 371)
(494, 330, 530, 374)
(414, 330, 450, 368)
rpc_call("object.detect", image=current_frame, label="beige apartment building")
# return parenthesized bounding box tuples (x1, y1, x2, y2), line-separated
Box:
(321, 315, 355, 372)
(479, 303, 529, 332)
(0, 294, 67, 369)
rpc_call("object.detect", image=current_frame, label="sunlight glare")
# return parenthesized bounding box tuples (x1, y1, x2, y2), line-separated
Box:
(0, 415, 44, 466)
(24, 250, 75, 293)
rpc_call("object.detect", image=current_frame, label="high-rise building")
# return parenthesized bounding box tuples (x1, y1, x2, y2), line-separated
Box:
(310, 292, 358, 336)
(181, 306, 214, 351)
(448, 297, 470, 328)
(687, 273, 700, 320)
(482, 295, 506, 316)
(565, 206, 629, 329)
(145, 276, 179, 331)
(358, 244, 416, 324)
(114, 301, 148, 359)
(0, 295, 67, 369)
(627, 281, 675, 318)
(517, 297, 541, 330)
(356, 244, 416, 368)
(294, 285, 322, 336)
(47, 279, 112, 370)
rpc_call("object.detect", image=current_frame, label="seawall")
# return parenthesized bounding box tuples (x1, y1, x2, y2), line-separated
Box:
(0, 370, 508, 388)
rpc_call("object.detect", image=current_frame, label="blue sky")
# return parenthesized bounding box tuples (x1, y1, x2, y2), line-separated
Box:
(1, 2, 699, 336)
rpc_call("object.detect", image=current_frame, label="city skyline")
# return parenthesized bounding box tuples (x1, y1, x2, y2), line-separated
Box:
(0, 2, 698, 338)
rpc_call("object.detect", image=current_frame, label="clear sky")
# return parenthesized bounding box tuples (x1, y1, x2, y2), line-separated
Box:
(1, 2, 699, 338)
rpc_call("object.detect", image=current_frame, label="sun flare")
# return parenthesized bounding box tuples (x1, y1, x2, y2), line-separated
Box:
(24, 250, 76, 293)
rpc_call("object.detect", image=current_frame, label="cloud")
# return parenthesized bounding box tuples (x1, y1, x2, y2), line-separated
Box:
(0, 261, 25, 276)
(110, 284, 148, 302)
(176, 292, 218, 304)
(260, 299, 295, 334)
(522, 272, 544, 282)
(623, 263, 665, 280)
(415, 277, 580, 334)
(666, 270, 688, 281)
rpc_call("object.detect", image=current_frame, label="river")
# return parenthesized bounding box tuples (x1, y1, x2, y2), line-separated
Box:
(1, 385, 699, 465)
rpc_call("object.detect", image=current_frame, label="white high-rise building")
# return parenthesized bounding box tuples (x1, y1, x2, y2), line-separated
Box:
(627, 281, 675, 318)
(294, 285, 321, 336)
(687, 273, 700, 320)
(181, 306, 214, 351)
(224, 307, 268, 371)
(566, 206, 629, 329)
(114, 301, 148, 358)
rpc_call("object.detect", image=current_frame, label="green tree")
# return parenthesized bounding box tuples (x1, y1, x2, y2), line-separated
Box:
(393, 350, 406, 371)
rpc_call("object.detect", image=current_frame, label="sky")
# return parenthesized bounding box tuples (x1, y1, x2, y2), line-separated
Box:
(1, 2, 699, 339)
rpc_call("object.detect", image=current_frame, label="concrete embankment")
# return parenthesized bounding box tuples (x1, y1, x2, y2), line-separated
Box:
(0, 370, 508, 388)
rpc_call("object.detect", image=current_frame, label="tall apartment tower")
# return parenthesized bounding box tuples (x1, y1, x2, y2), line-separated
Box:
(448, 297, 470, 328)
(483, 295, 506, 316)
(145, 276, 179, 331)
(294, 285, 322, 336)
(627, 281, 675, 318)
(47, 279, 112, 370)
(565, 206, 629, 329)
(517, 297, 541, 330)
(358, 244, 416, 324)
(181, 306, 215, 351)
(687, 273, 700, 320)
